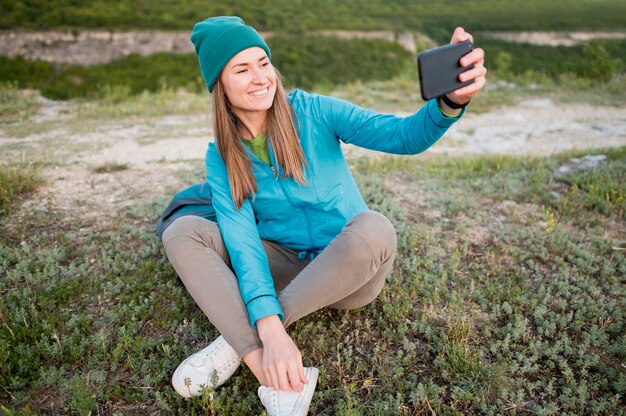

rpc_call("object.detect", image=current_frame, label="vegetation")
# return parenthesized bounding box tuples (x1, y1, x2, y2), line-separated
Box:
(0, 35, 411, 100)
(271, 35, 411, 90)
(92, 163, 129, 174)
(0, 83, 41, 123)
(0, 53, 204, 101)
(480, 36, 625, 81)
(0, 166, 42, 218)
(1, 35, 625, 101)
(1, 1, 625, 414)
(2, 0, 626, 32)
(1, 146, 624, 414)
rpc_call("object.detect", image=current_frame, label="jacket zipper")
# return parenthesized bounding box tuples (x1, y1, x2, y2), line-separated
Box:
(268, 144, 315, 251)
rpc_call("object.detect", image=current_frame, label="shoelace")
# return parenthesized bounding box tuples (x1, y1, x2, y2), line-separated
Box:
(201, 342, 239, 374)
(260, 388, 280, 413)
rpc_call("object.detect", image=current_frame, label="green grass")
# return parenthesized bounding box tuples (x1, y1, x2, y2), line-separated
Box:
(481, 36, 626, 81)
(1, 147, 624, 414)
(0, 165, 42, 218)
(1, 0, 625, 32)
(92, 163, 129, 174)
(2, 31, 625, 103)
(0, 35, 411, 100)
(0, 83, 41, 124)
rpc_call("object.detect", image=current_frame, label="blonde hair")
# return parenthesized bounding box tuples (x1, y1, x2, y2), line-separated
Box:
(212, 69, 308, 210)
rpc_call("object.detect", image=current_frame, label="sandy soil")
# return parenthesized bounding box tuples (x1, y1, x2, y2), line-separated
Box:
(0, 30, 422, 65)
(2, 95, 625, 222)
(482, 31, 626, 46)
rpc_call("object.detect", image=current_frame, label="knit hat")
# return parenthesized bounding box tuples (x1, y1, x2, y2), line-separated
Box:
(190, 16, 271, 92)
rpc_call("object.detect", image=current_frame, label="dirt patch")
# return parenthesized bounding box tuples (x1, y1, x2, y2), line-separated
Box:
(481, 31, 626, 46)
(432, 98, 626, 156)
(461, 225, 492, 247)
(4, 30, 622, 67)
(1, 96, 624, 222)
(383, 171, 444, 224)
(342, 98, 626, 158)
(0, 29, 424, 65)
(1, 30, 193, 65)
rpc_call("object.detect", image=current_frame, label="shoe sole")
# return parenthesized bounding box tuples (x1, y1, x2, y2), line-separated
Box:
(171, 356, 195, 398)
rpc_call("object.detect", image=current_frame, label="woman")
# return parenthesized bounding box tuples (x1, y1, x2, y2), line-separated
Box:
(162, 16, 486, 415)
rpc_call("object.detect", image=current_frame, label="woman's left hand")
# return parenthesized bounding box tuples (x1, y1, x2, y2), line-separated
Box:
(445, 27, 487, 106)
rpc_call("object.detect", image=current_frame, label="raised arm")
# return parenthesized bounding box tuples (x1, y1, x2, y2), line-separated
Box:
(318, 94, 465, 155)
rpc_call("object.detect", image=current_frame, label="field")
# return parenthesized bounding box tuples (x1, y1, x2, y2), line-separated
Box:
(1, 0, 626, 415)
(1, 75, 625, 415)
(2, 0, 626, 32)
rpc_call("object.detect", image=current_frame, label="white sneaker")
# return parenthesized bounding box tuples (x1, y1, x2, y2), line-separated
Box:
(257, 367, 319, 416)
(171, 335, 240, 398)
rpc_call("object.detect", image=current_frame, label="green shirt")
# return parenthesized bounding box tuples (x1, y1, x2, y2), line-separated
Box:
(240, 132, 271, 166)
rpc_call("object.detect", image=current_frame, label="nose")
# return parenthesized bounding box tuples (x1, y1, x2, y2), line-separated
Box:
(251, 66, 268, 84)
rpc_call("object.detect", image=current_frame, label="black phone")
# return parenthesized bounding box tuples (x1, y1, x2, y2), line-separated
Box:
(417, 40, 475, 101)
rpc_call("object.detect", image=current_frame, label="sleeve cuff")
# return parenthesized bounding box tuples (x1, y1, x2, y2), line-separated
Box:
(247, 295, 284, 328)
(427, 98, 466, 128)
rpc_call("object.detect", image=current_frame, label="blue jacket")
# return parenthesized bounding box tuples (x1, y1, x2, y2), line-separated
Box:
(205, 90, 465, 327)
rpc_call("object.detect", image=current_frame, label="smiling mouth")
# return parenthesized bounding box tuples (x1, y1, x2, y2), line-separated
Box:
(248, 87, 269, 97)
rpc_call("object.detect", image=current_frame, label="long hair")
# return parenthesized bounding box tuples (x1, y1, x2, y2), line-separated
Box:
(212, 69, 308, 210)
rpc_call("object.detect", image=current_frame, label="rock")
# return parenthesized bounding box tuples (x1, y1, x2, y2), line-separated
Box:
(555, 154, 606, 175)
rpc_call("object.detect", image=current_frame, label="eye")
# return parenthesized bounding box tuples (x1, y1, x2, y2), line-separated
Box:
(262, 62, 270, 67)
(236, 68, 247, 74)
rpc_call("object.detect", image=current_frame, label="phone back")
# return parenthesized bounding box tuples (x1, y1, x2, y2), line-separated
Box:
(418, 41, 474, 101)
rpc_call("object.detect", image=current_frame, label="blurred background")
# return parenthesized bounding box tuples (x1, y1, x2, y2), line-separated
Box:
(1, 0, 625, 101)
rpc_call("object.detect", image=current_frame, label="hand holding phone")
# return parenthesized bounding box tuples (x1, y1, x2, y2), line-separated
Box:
(417, 40, 475, 101)
(419, 27, 487, 106)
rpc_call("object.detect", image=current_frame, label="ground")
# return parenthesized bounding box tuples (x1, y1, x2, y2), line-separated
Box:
(2, 89, 624, 224)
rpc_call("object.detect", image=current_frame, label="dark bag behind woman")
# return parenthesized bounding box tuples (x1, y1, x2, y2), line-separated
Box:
(155, 183, 216, 240)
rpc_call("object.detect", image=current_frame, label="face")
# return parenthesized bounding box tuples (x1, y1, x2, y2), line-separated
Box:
(219, 47, 277, 116)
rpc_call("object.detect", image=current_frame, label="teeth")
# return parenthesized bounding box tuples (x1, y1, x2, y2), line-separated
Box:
(249, 88, 268, 96)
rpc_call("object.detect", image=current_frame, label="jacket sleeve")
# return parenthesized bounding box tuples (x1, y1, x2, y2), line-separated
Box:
(318, 95, 465, 154)
(205, 144, 283, 328)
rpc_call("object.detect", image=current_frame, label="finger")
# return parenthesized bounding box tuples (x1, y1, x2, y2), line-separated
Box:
(450, 26, 465, 44)
(263, 366, 272, 386)
(267, 367, 280, 391)
(460, 48, 485, 67)
(459, 65, 487, 83)
(277, 366, 291, 391)
(452, 27, 474, 44)
(287, 365, 303, 392)
(298, 356, 307, 384)
(453, 77, 487, 98)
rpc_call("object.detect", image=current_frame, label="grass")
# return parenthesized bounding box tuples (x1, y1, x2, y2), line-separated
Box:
(2, 0, 625, 32)
(327, 63, 626, 114)
(0, 34, 410, 100)
(92, 163, 129, 174)
(1, 145, 624, 415)
(0, 83, 41, 124)
(0, 165, 42, 218)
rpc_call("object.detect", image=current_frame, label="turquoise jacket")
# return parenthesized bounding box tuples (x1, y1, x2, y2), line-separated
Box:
(205, 89, 465, 327)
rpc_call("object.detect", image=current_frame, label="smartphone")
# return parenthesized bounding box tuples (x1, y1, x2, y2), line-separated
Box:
(417, 40, 475, 101)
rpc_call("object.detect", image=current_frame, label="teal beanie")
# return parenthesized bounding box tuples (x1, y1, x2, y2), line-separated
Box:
(190, 16, 271, 92)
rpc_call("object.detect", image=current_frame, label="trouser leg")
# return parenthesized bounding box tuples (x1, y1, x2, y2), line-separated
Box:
(162, 216, 263, 359)
(279, 210, 397, 327)
(162, 210, 397, 354)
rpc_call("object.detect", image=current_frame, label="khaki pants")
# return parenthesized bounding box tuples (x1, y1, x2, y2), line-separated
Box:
(162, 210, 397, 358)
